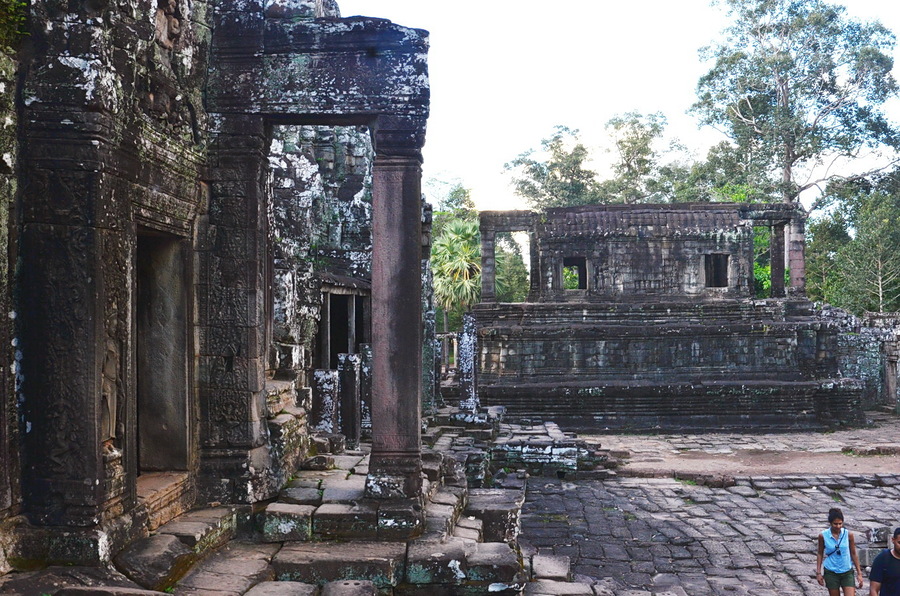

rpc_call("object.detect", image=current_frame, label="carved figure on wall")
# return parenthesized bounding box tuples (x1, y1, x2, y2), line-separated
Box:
(100, 303, 122, 444)
(155, 0, 181, 51)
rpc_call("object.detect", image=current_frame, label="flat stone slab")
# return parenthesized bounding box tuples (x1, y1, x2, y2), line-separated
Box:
(531, 553, 570, 581)
(524, 579, 594, 594)
(280, 487, 323, 506)
(0, 566, 148, 595)
(273, 542, 406, 588)
(244, 582, 318, 596)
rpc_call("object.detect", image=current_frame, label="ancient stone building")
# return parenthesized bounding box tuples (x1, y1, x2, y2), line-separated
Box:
(474, 204, 875, 430)
(0, 0, 430, 571)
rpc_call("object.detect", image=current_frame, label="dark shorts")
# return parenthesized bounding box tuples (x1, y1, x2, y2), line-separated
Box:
(824, 568, 855, 589)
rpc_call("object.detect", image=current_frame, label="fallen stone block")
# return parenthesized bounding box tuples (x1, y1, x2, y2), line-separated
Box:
(113, 533, 193, 591)
(377, 499, 426, 541)
(260, 503, 316, 542)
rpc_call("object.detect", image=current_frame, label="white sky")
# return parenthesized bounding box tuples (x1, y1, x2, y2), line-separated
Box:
(337, 1, 900, 211)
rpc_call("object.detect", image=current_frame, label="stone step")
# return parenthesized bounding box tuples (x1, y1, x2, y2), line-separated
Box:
(272, 541, 407, 589)
(452, 514, 483, 543)
(113, 507, 237, 591)
(171, 540, 277, 595)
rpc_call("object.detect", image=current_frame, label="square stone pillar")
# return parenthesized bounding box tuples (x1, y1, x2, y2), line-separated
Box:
(365, 152, 424, 499)
(788, 217, 806, 296)
(770, 223, 786, 298)
(480, 229, 496, 302)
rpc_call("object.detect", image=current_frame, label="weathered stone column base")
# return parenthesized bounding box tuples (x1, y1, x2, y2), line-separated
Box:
(198, 445, 281, 505)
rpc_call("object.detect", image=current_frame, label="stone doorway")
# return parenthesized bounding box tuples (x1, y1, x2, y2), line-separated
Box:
(135, 231, 190, 473)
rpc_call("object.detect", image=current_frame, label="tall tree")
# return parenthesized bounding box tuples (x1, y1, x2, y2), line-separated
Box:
(599, 112, 670, 203)
(505, 126, 603, 210)
(833, 192, 900, 313)
(693, 0, 900, 204)
(805, 211, 851, 303)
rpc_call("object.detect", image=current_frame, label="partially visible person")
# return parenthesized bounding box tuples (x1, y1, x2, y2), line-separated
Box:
(870, 527, 900, 596)
(817, 507, 863, 595)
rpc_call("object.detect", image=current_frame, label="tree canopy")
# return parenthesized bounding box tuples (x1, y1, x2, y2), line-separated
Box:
(693, 0, 900, 203)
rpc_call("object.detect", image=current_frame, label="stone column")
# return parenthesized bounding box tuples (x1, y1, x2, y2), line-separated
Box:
(788, 216, 806, 296)
(338, 353, 361, 449)
(458, 313, 479, 412)
(480, 228, 496, 302)
(365, 117, 425, 499)
(770, 223, 786, 298)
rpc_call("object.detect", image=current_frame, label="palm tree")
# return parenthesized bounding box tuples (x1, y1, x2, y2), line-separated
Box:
(431, 218, 481, 331)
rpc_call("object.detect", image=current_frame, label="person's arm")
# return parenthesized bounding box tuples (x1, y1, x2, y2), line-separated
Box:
(870, 580, 881, 595)
(817, 534, 826, 586)
(850, 532, 863, 588)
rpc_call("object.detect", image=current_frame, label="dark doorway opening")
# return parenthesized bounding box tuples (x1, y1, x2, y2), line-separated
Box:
(136, 231, 190, 473)
(704, 253, 729, 288)
(563, 256, 587, 290)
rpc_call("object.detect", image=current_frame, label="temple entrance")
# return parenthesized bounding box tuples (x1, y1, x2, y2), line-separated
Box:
(135, 230, 190, 473)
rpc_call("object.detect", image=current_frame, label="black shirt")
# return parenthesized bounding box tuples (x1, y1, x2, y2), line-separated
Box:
(870, 549, 900, 596)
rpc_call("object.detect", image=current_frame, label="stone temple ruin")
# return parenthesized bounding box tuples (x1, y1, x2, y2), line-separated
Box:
(473, 204, 899, 430)
(0, 0, 899, 593)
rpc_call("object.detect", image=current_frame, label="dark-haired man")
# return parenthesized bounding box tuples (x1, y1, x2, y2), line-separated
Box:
(870, 528, 900, 596)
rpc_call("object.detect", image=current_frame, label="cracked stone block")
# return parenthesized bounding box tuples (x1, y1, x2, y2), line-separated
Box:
(405, 539, 467, 585)
(531, 553, 570, 581)
(113, 533, 193, 591)
(465, 542, 521, 583)
(261, 503, 316, 542)
(273, 542, 406, 588)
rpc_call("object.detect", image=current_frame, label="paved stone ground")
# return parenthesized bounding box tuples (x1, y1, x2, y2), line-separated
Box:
(520, 412, 900, 595)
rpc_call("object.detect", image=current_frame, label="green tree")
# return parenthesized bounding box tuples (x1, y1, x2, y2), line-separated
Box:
(693, 0, 900, 204)
(505, 126, 603, 210)
(830, 190, 900, 314)
(494, 233, 529, 303)
(431, 218, 481, 331)
(599, 112, 669, 203)
(805, 211, 851, 302)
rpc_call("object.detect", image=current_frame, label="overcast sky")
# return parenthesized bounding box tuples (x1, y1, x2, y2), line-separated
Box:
(337, 1, 900, 210)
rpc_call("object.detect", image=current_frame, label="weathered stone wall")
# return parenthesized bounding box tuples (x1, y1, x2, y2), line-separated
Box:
(18, 0, 211, 527)
(0, 47, 19, 572)
(268, 124, 374, 382)
(476, 204, 862, 430)
(817, 306, 900, 409)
